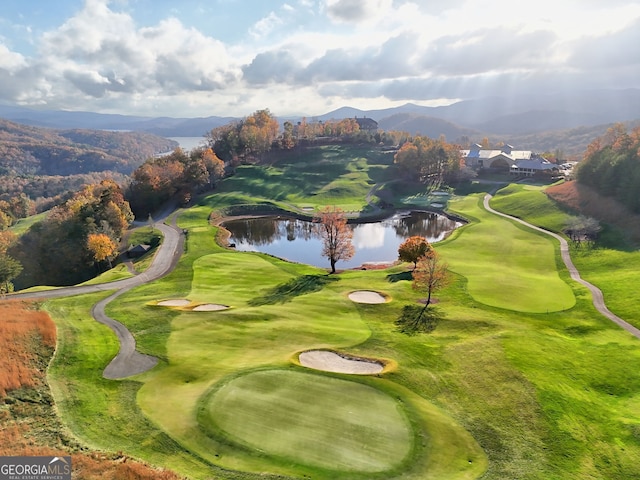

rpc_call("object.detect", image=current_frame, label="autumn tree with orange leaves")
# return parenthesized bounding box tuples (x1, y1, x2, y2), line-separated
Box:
(396, 249, 449, 334)
(576, 123, 640, 213)
(398, 236, 432, 270)
(413, 250, 449, 307)
(87, 233, 117, 269)
(315, 206, 355, 274)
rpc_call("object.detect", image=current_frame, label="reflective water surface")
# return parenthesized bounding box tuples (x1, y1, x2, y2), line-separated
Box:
(222, 211, 461, 270)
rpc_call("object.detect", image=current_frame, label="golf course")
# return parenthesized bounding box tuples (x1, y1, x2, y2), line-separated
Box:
(39, 145, 640, 479)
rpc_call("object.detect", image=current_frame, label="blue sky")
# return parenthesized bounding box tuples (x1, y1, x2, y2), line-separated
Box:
(1, 0, 639, 117)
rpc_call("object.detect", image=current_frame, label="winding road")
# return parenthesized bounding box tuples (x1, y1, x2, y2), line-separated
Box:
(5, 193, 638, 380)
(8, 219, 185, 379)
(484, 193, 640, 340)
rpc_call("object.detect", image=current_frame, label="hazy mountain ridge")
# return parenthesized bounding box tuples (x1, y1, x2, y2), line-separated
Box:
(0, 118, 177, 176)
(377, 113, 479, 140)
(2, 89, 637, 138)
(1, 88, 638, 159)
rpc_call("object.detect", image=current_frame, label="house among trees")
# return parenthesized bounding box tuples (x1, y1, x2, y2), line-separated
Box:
(127, 244, 151, 258)
(460, 144, 557, 177)
(354, 117, 379, 133)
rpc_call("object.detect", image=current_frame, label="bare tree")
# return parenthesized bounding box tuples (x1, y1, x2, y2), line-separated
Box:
(315, 206, 355, 274)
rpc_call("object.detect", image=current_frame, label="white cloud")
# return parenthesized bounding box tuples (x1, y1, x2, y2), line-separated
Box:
(249, 11, 284, 39)
(0, 0, 638, 117)
(324, 0, 393, 24)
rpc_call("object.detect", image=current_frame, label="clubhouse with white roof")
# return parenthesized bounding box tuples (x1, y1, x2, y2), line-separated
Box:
(461, 144, 558, 177)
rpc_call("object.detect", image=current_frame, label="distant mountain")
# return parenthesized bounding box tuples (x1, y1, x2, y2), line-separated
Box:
(317, 89, 640, 135)
(0, 118, 177, 176)
(0, 105, 233, 137)
(1, 88, 638, 139)
(474, 110, 603, 135)
(503, 119, 640, 158)
(377, 113, 479, 140)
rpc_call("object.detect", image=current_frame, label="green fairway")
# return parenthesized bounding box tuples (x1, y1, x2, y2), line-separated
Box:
(42, 148, 640, 480)
(490, 182, 640, 327)
(200, 369, 412, 473)
(206, 144, 395, 213)
(439, 194, 575, 312)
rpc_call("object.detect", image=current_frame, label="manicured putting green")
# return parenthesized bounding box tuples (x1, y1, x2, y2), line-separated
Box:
(200, 369, 413, 473)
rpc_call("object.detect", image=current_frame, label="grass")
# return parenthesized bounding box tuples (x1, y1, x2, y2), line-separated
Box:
(9, 211, 47, 236)
(39, 147, 640, 479)
(206, 145, 396, 214)
(199, 369, 413, 473)
(490, 182, 640, 329)
(438, 194, 575, 312)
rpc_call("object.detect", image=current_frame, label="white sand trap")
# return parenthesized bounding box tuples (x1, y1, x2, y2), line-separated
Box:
(431, 202, 444, 208)
(432, 191, 449, 196)
(299, 350, 384, 375)
(192, 304, 229, 311)
(157, 299, 191, 307)
(348, 290, 387, 304)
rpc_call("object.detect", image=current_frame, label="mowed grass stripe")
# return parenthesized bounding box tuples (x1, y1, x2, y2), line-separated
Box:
(200, 370, 413, 473)
(440, 195, 575, 313)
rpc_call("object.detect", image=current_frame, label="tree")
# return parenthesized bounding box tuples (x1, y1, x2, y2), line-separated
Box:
(412, 250, 449, 310)
(0, 254, 23, 294)
(0, 231, 17, 255)
(87, 233, 117, 269)
(394, 135, 462, 189)
(563, 215, 601, 246)
(315, 206, 355, 274)
(398, 236, 432, 270)
(199, 148, 225, 187)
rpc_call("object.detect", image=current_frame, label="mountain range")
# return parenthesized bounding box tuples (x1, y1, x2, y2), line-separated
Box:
(1, 88, 638, 156)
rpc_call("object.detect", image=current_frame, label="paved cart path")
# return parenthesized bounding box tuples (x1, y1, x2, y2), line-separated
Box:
(484, 193, 640, 340)
(8, 217, 185, 378)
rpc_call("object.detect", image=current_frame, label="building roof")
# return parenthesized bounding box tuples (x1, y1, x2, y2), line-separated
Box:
(460, 148, 533, 161)
(355, 117, 378, 130)
(511, 158, 557, 170)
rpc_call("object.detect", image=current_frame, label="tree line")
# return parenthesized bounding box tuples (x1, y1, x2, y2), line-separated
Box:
(3, 108, 469, 289)
(576, 124, 640, 213)
(7, 180, 132, 289)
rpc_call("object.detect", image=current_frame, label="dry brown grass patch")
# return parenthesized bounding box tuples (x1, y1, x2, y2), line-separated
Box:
(547, 181, 640, 243)
(0, 300, 182, 479)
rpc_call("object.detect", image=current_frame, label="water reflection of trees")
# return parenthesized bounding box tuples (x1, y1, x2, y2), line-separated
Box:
(224, 212, 459, 246)
(224, 217, 317, 245)
(392, 212, 459, 241)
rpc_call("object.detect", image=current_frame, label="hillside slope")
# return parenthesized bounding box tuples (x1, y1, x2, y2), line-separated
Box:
(0, 118, 177, 176)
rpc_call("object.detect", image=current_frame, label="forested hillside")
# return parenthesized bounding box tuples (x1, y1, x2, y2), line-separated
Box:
(0, 118, 177, 176)
(575, 124, 640, 213)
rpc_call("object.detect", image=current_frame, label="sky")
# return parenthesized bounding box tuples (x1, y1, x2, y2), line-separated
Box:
(0, 0, 639, 118)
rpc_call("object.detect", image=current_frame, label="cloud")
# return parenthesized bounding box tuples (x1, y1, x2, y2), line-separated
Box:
(249, 11, 284, 39)
(296, 32, 420, 83)
(568, 17, 640, 70)
(324, 0, 393, 23)
(420, 28, 559, 76)
(242, 50, 302, 85)
(13, 1, 240, 107)
(0, 0, 638, 117)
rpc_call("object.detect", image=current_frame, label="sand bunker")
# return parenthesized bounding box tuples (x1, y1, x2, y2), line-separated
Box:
(348, 290, 387, 304)
(299, 350, 384, 375)
(192, 304, 229, 311)
(157, 299, 191, 307)
(431, 202, 444, 208)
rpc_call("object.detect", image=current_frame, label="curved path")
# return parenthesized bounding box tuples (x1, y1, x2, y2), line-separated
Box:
(484, 193, 640, 340)
(8, 218, 185, 378)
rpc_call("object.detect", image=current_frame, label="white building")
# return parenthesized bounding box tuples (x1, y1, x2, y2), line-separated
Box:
(461, 144, 557, 177)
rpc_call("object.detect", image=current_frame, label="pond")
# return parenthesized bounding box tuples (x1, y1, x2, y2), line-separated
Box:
(222, 211, 462, 270)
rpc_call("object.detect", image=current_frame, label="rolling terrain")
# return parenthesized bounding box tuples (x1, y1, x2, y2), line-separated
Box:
(2, 144, 639, 479)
